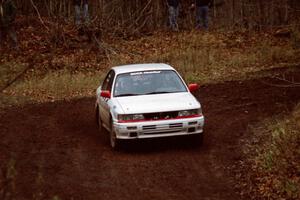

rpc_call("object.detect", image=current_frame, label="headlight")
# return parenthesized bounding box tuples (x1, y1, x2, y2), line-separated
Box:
(118, 114, 144, 122)
(178, 109, 202, 117)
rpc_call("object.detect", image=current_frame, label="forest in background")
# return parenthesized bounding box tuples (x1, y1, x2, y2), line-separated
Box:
(16, 0, 300, 34)
(1, 1, 300, 200)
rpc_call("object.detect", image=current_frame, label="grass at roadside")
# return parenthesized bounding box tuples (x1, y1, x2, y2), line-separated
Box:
(156, 34, 299, 83)
(1, 30, 299, 104)
(3, 70, 104, 103)
(237, 105, 300, 200)
(109, 31, 300, 84)
(0, 62, 27, 90)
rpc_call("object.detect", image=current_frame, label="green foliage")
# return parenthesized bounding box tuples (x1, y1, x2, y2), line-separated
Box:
(6, 158, 17, 180)
(251, 107, 300, 199)
(282, 180, 299, 199)
(52, 196, 61, 200)
(261, 150, 274, 171)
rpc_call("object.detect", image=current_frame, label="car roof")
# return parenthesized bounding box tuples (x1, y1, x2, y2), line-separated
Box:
(112, 63, 175, 74)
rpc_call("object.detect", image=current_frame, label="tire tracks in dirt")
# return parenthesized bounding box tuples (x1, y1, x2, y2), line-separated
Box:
(1, 70, 300, 200)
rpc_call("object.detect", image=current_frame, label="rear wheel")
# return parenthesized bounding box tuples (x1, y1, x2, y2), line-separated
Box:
(96, 107, 104, 132)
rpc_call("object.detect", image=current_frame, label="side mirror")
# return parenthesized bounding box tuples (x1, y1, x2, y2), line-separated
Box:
(100, 90, 111, 98)
(188, 84, 199, 93)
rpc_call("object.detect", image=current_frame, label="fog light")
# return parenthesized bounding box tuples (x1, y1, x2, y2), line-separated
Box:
(188, 127, 196, 133)
(119, 132, 129, 137)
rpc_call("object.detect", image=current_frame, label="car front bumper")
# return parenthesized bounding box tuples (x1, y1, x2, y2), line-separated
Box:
(113, 116, 204, 139)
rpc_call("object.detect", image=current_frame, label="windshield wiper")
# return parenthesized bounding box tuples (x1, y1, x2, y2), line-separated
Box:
(145, 91, 174, 95)
(115, 93, 140, 97)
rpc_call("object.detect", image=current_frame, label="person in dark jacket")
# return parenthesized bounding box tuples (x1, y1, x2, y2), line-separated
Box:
(192, 0, 211, 30)
(73, 0, 89, 26)
(167, 0, 180, 31)
(0, 0, 18, 49)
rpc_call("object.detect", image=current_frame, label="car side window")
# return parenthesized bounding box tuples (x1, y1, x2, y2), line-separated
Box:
(102, 70, 115, 91)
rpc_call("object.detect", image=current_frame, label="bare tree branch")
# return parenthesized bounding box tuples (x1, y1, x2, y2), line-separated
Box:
(275, 76, 300, 85)
(30, 0, 50, 32)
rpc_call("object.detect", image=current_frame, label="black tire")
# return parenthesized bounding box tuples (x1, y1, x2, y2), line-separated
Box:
(109, 120, 120, 150)
(96, 106, 104, 133)
(95, 106, 99, 125)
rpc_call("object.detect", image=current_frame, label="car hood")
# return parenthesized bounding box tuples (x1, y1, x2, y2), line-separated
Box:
(114, 92, 200, 114)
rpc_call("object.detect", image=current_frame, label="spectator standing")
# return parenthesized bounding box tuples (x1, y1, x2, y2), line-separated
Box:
(74, 0, 89, 26)
(0, 0, 18, 49)
(167, 0, 180, 31)
(192, 0, 211, 30)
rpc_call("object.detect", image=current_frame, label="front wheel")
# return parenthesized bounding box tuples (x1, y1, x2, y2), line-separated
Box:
(110, 121, 120, 150)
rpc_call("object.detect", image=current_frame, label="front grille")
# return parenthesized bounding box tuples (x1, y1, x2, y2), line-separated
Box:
(143, 111, 179, 120)
(142, 125, 156, 130)
(144, 130, 181, 135)
(142, 123, 183, 135)
(169, 123, 183, 128)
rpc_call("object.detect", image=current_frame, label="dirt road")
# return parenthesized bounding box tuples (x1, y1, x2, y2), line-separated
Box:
(1, 70, 300, 200)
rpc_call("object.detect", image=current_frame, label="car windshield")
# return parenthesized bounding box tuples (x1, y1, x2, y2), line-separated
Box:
(113, 70, 187, 97)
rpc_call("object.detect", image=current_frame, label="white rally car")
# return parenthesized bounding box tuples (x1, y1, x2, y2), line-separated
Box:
(95, 63, 204, 149)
